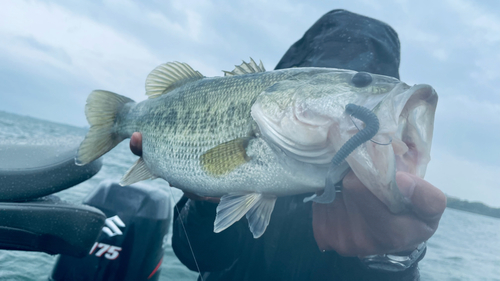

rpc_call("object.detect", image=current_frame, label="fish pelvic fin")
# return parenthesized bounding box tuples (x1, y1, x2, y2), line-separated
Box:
(223, 58, 266, 76)
(120, 157, 156, 186)
(76, 90, 135, 166)
(145, 62, 204, 99)
(214, 193, 277, 239)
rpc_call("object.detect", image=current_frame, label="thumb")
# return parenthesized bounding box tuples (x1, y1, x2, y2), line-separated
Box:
(396, 171, 447, 222)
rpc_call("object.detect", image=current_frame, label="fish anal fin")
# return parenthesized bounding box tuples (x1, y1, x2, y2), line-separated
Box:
(200, 138, 250, 176)
(214, 193, 276, 238)
(223, 58, 266, 76)
(120, 157, 155, 186)
(245, 195, 276, 238)
(146, 62, 204, 98)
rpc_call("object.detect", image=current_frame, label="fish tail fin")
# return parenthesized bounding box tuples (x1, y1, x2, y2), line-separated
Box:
(76, 90, 135, 166)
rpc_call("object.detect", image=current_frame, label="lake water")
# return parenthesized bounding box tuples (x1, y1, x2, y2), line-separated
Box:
(0, 110, 499, 281)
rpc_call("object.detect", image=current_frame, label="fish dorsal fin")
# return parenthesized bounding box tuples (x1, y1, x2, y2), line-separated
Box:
(119, 157, 155, 186)
(145, 62, 204, 98)
(223, 58, 266, 76)
(200, 137, 251, 176)
(214, 193, 277, 238)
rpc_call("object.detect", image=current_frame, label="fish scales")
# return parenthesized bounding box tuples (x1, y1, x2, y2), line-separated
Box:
(118, 69, 318, 196)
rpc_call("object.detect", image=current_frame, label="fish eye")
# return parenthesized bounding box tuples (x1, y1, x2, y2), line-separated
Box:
(351, 72, 372, 87)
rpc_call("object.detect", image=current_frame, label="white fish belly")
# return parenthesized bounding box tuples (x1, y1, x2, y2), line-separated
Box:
(144, 137, 324, 197)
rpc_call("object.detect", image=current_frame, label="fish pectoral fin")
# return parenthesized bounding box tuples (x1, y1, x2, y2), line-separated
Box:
(214, 193, 277, 239)
(200, 137, 251, 176)
(145, 62, 204, 98)
(119, 157, 155, 186)
(223, 58, 266, 76)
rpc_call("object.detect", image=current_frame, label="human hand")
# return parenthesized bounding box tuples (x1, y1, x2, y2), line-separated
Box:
(129, 132, 220, 203)
(130, 132, 143, 157)
(312, 170, 446, 257)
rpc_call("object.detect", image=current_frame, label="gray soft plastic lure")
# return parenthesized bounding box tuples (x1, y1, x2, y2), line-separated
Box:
(304, 104, 380, 204)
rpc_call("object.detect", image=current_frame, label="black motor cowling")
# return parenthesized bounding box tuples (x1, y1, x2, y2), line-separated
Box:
(50, 181, 172, 281)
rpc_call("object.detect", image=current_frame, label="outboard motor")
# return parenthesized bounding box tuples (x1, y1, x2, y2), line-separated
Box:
(50, 181, 172, 281)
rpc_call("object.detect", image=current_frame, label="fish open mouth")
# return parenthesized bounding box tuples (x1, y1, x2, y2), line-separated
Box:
(391, 84, 438, 177)
(335, 83, 438, 213)
(252, 82, 438, 213)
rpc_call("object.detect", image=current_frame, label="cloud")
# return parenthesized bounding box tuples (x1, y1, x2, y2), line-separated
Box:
(13, 35, 73, 65)
(430, 88, 500, 167)
(0, 0, 160, 97)
(442, 0, 500, 87)
(447, 0, 500, 45)
(426, 147, 500, 208)
(438, 95, 500, 126)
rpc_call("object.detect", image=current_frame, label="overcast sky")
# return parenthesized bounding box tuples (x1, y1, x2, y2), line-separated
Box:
(0, 0, 499, 207)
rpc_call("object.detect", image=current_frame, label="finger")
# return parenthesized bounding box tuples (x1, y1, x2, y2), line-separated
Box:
(341, 170, 388, 212)
(397, 172, 446, 223)
(344, 171, 447, 223)
(340, 171, 436, 253)
(130, 132, 142, 156)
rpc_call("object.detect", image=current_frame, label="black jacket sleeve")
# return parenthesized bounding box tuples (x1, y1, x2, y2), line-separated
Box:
(171, 195, 423, 281)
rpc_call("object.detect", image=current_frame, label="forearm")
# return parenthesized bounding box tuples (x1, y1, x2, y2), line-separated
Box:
(172, 196, 244, 272)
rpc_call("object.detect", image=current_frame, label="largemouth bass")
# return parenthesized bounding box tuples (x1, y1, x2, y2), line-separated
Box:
(76, 59, 437, 238)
